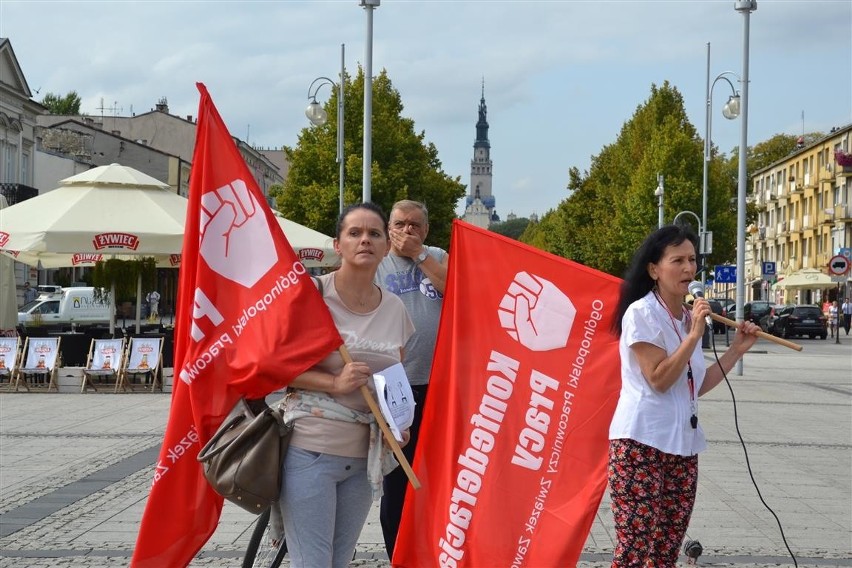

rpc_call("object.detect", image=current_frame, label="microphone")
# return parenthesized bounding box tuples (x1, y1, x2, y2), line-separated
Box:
(688, 281, 713, 327)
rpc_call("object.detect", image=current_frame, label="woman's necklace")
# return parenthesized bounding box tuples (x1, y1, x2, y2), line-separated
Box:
(336, 275, 377, 310)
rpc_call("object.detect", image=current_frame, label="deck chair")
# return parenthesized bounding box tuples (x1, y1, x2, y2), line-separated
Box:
(14, 336, 62, 392)
(81, 338, 125, 392)
(116, 336, 163, 393)
(0, 336, 22, 390)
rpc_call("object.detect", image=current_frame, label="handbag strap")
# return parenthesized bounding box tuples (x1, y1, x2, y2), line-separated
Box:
(197, 401, 286, 462)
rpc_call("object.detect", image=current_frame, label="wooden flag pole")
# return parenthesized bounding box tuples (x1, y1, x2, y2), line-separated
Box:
(708, 312, 802, 352)
(339, 345, 421, 489)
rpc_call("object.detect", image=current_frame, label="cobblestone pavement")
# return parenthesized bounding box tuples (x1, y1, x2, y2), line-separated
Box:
(1, 335, 850, 567)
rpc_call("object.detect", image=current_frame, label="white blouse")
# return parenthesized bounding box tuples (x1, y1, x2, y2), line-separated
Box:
(609, 291, 708, 457)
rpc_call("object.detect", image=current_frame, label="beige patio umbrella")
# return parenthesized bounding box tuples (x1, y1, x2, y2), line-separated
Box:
(0, 164, 186, 334)
(0, 164, 339, 332)
(273, 211, 339, 268)
(1, 217, 337, 269)
(773, 267, 833, 290)
(0, 163, 185, 255)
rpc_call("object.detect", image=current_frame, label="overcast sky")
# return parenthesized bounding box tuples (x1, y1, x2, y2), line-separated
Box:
(2, 0, 850, 219)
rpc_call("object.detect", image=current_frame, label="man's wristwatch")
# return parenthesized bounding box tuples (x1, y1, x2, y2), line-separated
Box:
(414, 249, 428, 265)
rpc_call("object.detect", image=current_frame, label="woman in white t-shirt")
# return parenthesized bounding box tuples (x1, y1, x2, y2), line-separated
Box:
(608, 225, 760, 567)
(278, 203, 414, 568)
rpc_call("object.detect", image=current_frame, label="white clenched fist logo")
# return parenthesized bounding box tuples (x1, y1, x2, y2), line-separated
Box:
(498, 272, 575, 351)
(200, 179, 277, 287)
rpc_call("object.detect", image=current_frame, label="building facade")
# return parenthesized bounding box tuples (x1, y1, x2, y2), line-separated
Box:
(462, 82, 498, 228)
(37, 97, 283, 202)
(746, 124, 852, 304)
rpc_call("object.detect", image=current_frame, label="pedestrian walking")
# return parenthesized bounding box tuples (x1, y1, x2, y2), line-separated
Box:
(842, 297, 852, 335)
(22, 281, 37, 305)
(828, 300, 839, 338)
(146, 290, 160, 320)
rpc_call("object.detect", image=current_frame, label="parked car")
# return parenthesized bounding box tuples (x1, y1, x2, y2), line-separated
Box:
(743, 301, 774, 326)
(769, 304, 827, 339)
(707, 299, 726, 334)
(758, 304, 789, 333)
(720, 298, 736, 319)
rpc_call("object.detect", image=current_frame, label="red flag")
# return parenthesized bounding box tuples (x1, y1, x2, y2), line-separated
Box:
(393, 221, 622, 567)
(131, 84, 342, 568)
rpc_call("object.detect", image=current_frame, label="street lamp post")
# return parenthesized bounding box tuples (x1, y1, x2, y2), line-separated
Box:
(702, 41, 741, 291)
(360, 0, 380, 203)
(306, 44, 346, 215)
(655, 174, 664, 229)
(734, 0, 756, 375)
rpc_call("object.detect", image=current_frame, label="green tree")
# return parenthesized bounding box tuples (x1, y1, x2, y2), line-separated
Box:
(523, 82, 735, 278)
(41, 91, 82, 115)
(489, 217, 531, 240)
(274, 68, 465, 250)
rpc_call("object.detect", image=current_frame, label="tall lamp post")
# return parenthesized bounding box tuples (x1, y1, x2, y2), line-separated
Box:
(734, 0, 756, 375)
(702, 41, 741, 291)
(360, 0, 380, 203)
(306, 44, 345, 215)
(655, 174, 664, 229)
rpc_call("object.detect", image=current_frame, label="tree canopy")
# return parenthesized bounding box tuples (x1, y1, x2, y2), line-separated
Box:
(41, 91, 82, 115)
(522, 82, 739, 278)
(272, 67, 465, 250)
(489, 217, 532, 240)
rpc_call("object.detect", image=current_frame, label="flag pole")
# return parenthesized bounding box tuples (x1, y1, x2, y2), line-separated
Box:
(338, 345, 421, 489)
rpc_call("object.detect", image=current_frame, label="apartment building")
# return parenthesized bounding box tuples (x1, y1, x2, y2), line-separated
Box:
(747, 123, 852, 304)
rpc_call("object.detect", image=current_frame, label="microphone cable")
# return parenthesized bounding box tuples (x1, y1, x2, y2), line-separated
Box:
(707, 330, 799, 567)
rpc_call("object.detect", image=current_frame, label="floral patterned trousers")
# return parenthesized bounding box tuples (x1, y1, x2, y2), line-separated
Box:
(607, 439, 698, 567)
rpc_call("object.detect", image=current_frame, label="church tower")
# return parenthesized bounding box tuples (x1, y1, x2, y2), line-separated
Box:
(462, 81, 498, 228)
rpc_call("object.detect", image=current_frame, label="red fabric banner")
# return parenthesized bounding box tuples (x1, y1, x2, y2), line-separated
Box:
(394, 220, 622, 567)
(131, 84, 342, 568)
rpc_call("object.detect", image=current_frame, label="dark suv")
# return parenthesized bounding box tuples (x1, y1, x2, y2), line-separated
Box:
(769, 305, 827, 339)
(743, 301, 774, 325)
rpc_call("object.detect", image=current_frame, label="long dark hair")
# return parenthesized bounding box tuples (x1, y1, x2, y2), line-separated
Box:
(611, 225, 699, 336)
(334, 202, 389, 239)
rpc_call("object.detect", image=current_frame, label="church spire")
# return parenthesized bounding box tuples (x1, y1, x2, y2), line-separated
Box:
(474, 78, 490, 149)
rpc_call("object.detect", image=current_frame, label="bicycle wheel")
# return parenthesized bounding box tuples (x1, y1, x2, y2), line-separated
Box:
(243, 508, 287, 568)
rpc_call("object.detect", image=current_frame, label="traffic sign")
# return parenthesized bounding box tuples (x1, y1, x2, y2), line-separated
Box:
(841, 247, 852, 261)
(762, 261, 776, 276)
(828, 255, 850, 276)
(714, 265, 736, 284)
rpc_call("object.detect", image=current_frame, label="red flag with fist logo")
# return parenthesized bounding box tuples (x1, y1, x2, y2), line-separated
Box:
(393, 220, 622, 567)
(131, 84, 341, 568)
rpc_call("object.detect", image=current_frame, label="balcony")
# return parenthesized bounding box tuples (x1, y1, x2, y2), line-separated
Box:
(789, 219, 800, 233)
(818, 209, 835, 225)
(765, 225, 776, 240)
(836, 203, 852, 222)
(789, 179, 803, 194)
(835, 150, 852, 177)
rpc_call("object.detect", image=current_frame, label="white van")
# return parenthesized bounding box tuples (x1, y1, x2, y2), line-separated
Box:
(18, 287, 111, 328)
